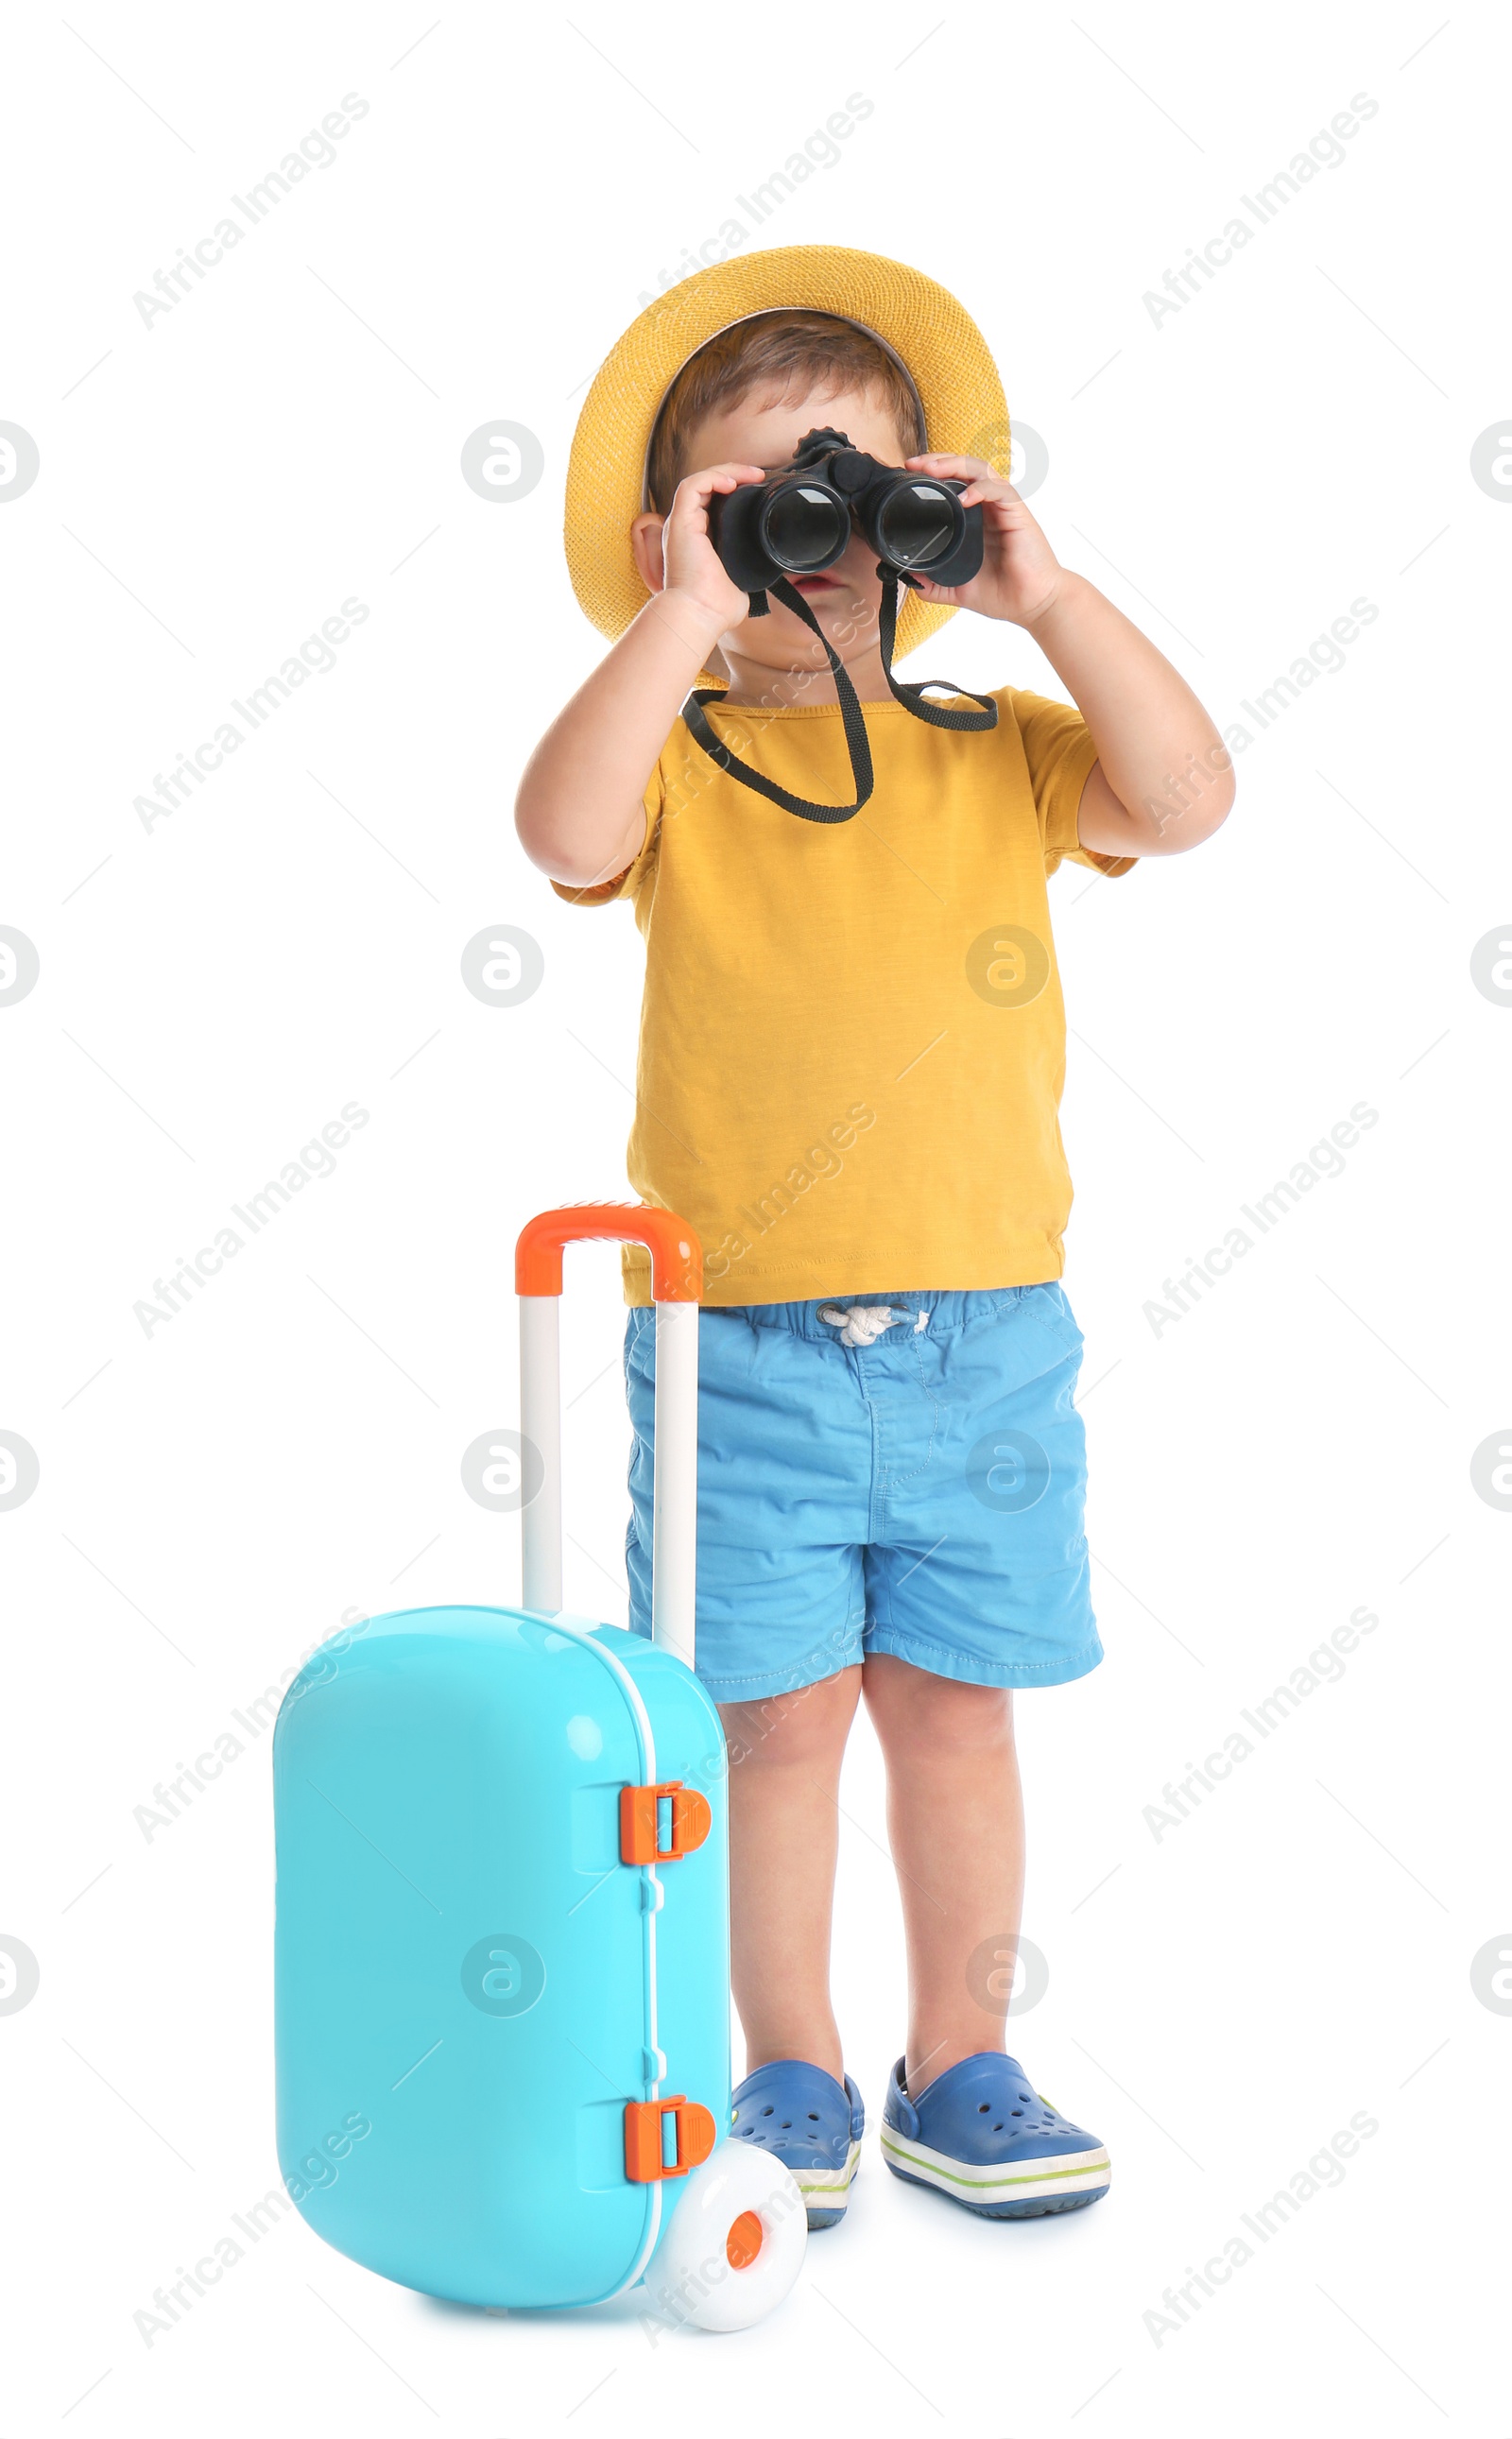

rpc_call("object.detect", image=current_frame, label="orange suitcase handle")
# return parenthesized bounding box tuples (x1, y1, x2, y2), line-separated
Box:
(515, 1203, 701, 1302)
(515, 1204, 702, 1662)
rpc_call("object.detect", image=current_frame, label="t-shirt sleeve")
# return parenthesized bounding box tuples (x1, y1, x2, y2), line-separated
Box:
(1008, 687, 1136, 880)
(549, 758, 664, 908)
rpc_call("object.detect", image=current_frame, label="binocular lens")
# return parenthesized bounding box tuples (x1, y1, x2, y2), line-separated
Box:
(875, 481, 960, 569)
(763, 482, 848, 572)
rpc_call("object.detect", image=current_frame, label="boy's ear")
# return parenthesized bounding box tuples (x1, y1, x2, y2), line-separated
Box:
(629, 511, 666, 596)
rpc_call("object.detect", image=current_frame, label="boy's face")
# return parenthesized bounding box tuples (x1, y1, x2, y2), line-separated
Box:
(647, 382, 912, 682)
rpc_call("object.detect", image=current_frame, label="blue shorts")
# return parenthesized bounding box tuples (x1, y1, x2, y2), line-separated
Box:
(624, 1285, 1101, 1704)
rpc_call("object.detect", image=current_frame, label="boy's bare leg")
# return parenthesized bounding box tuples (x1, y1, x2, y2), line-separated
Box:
(718, 1664, 863, 2085)
(862, 1653, 1025, 2095)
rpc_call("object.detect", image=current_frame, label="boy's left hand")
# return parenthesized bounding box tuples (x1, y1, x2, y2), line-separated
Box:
(902, 455, 1063, 629)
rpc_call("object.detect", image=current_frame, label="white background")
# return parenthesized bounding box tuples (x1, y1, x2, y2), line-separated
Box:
(3, 0, 1507, 2430)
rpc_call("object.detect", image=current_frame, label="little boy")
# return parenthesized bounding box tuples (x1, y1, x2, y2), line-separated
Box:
(517, 249, 1231, 2228)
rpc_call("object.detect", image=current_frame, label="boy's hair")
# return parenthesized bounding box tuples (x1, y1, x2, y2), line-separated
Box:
(645, 310, 926, 513)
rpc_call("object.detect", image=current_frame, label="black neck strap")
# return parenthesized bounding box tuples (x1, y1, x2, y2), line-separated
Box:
(680, 571, 997, 826)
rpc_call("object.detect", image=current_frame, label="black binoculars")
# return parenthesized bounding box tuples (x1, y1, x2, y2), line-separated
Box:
(707, 425, 985, 603)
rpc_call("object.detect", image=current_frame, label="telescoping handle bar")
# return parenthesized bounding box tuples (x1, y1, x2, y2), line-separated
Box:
(515, 1206, 701, 1670)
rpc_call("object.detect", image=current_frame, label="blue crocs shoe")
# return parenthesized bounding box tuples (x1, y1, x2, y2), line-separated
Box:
(881, 2053, 1110, 2219)
(731, 2060, 865, 2229)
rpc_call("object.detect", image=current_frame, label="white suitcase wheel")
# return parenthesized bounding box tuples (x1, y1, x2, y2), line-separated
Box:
(642, 2138, 807, 2332)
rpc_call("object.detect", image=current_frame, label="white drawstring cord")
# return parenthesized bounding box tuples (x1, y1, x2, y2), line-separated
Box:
(818, 1303, 931, 1348)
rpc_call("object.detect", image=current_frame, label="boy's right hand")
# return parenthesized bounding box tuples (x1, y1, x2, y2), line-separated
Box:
(516, 463, 765, 887)
(654, 463, 767, 637)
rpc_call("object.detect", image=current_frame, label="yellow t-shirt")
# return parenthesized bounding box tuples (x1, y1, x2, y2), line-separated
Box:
(555, 686, 1133, 1305)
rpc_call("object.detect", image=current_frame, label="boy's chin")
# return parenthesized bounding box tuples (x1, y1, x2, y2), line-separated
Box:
(735, 635, 856, 678)
(741, 605, 877, 659)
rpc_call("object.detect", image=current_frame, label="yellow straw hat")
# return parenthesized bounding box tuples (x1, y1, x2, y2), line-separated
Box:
(564, 245, 1008, 682)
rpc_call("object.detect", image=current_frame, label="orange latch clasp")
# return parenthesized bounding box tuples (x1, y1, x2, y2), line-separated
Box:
(624, 2095, 718, 2183)
(619, 1779, 712, 1866)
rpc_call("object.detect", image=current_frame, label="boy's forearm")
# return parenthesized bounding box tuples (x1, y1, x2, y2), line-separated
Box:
(1025, 573, 1233, 853)
(515, 589, 727, 885)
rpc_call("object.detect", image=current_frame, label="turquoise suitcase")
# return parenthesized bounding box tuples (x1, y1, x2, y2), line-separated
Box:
(273, 1206, 805, 2328)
